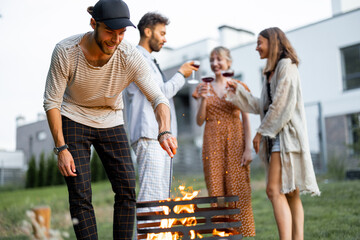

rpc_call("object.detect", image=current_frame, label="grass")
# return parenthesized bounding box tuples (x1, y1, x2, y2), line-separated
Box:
(0, 173, 360, 239)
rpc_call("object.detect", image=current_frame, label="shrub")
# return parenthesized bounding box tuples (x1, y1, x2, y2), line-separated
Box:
(38, 152, 46, 187)
(91, 149, 104, 182)
(327, 153, 346, 180)
(46, 153, 57, 186)
(25, 155, 38, 188)
(51, 154, 65, 186)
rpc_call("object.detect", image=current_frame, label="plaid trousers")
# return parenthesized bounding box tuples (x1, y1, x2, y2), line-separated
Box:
(62, 116, 136, 240)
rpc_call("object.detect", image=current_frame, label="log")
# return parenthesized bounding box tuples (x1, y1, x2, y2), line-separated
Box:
(32, 205, 51, 238)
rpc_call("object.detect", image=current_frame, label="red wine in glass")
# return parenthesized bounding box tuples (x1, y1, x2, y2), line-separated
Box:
(188, 60, 201, 84)
(201, 75, 215, 96)
(192, 61, 200, 68)
(221, 69, 234, 78)
(201, 76, 215, 83)
(222, 69, 234, 95)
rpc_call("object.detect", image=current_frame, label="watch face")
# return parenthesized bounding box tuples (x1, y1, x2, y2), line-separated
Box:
(53, 144, 68, 155)
(53, 147, 59, 155)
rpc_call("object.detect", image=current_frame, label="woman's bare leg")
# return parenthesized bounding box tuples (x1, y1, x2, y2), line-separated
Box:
(286, 189, 304, 240)
(267, 152, 292, 240)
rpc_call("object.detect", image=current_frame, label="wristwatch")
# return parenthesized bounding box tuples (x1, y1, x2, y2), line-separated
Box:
(53, 144, 69, 155)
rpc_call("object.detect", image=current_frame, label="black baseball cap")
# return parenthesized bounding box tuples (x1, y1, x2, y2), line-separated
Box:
(89, 0, 135, 30)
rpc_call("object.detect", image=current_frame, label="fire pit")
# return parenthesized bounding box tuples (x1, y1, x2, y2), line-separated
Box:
(136, 195, 243, 240)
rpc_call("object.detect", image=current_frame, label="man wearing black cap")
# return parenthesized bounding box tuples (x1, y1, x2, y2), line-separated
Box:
(43, 0, 177, 239)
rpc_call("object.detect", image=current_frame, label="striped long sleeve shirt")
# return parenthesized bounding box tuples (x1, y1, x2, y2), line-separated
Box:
(43, 33, 169, 128)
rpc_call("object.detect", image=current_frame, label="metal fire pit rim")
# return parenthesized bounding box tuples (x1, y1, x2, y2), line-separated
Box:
(138, 221, 241, 234)
(136, 195, 239, 208)
(138, 234, 243, 240)
(137, 208, 240, 221)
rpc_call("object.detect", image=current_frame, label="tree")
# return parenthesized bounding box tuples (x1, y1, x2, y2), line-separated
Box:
(38, 152, 46, 187)
(91, 149, 106, 182)
(54, 161, 65, 185)
(26, 155, 38, 188)
(46, 153, 57, 186)
(347, 114, 360, 158)
(49, 154, 65, 186)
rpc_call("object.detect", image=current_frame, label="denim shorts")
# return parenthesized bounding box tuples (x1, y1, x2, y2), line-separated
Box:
(271, 134, 280, 152)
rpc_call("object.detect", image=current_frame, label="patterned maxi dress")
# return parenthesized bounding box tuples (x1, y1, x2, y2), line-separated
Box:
(192, 81, 256, 237)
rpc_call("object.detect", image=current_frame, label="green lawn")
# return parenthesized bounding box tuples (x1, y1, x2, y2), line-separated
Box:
(0, 174, 359, 239)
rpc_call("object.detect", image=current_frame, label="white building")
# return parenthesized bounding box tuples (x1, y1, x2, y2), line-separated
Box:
(159, 1, 360, 172)
(12, 0, 360, 175)
(0, 151, 25, 186)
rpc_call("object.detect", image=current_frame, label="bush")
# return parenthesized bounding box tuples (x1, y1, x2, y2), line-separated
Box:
(50, 154, 65, 186)
(91, 149, 106, 182)
(327, 153, 346, 180)
(25, 155, 38, 188)
(46, 153, 57, 186)
(38, 152, 46, 187)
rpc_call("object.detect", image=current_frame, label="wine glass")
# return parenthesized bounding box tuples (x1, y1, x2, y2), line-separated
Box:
(187, 60, 201, 84)
(221, 69, 234, 78)
(201, 75, 215, 97)
(222, 69, 234, 94)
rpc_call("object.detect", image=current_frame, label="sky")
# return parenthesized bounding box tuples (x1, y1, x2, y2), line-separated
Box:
(0, 0, 332, 151)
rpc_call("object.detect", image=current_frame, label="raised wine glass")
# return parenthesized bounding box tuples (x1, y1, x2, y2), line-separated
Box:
(187, 60, 201, 84)
(221, 69, 234, 78)
(222, 69, 234, 94)
(201, 75, 215, 97)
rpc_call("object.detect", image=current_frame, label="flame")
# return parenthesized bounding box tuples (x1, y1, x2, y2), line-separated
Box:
(213, 229, 231, 237)
(146, 185, 231, 239)
(146, 185, 199, 240)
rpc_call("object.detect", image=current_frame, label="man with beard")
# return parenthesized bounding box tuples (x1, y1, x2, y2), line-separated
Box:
(43, 1, 177, 239)
(123, 12, 198, 222)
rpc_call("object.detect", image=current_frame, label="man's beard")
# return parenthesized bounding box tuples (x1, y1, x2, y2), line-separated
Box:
(149, 36, 162, 52)
(94, 28, 116, 55)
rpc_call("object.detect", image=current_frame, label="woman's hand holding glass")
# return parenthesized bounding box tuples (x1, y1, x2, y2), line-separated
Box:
(201, 75, 215, 97)
(197, 82, 211, 99)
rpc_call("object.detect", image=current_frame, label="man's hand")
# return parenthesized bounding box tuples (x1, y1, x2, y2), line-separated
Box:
(178, 61, 199, 78)
(57, 149, 77, 177)
(159, 133, 178, 158)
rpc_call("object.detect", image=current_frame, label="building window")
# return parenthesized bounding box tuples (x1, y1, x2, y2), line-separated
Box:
(341, 43, 360, 91)
(36, 131, 47, 141)
(348, 112, 360, 156)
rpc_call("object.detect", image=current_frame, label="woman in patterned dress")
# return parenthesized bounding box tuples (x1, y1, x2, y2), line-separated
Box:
(192, 46, 256, 237)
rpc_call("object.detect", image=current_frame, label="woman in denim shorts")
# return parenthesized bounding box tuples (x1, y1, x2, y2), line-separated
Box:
(226, 27, 320, 240)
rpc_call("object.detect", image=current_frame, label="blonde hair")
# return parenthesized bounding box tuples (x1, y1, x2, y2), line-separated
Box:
(259, 27, 299, 75)
(210, 46, 232, 69)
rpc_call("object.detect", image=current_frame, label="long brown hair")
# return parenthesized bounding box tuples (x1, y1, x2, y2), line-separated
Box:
(259, 27, 299, 75)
